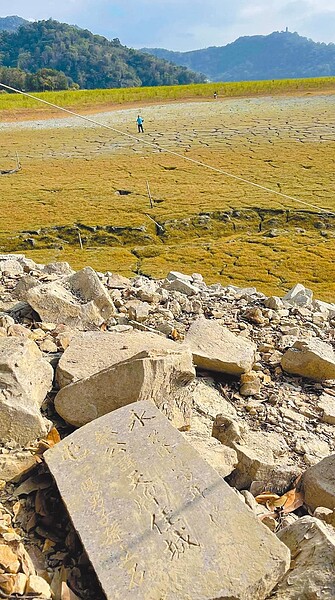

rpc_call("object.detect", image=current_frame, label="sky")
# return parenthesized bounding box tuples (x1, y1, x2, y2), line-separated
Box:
(0, 0, 334, 51)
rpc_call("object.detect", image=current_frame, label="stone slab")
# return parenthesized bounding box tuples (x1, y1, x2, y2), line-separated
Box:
(302, 453, 335, 511)
(281, 339, 335, 381)
(56, 330, 181, 388)
(45, 401, 289, 600)
(55, 349, 195, 429)
(273, 516, 335, 599)
(0, 337, 53, 444)
(184, 317, 256, 375)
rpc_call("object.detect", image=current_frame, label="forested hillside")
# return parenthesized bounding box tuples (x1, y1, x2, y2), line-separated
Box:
(0, 16, 28, 32)
(0, 19, 205, 91)
(142, 31, 335, 81)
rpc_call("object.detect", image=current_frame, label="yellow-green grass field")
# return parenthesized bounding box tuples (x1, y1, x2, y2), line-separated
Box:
(0, 77, 334, 117)
(0, 81, 334, 300)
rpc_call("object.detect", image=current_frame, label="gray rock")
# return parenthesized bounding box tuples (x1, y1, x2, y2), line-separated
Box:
(318, 393, 335, 424)
(295, 432, 330, 466)
(56, 330, 181, 388)
(191, 379, 237, 421)
(313, 299, 335, 319)
(126, 299, 151, 322)
(0, 314, 15, 329)
(55, 348, 195, 429)
(182, 430, 238, 478)
(66, 266, 116, 319)
(281, 339, 335, 381)
(106, 273, 131, 289)
(8, 301, 35, 321)
(314, 507, 335, 527)
(283, 283, 313, 307)
(0, 259, 23, 276)
(273, 516, 335, 599)
(0, 451, 37, 482)
(302, 454, 335, 511)
(0, 254, 25, 261)
(136, 287, 161, 304)
(163, 279, 199, 296)
(166, 270, 193, 282)
(264, 296, 284, 310)
(0, 338, 53, 444)
(235, 287, 259, 300)
(191, 273, 203, 283)
(189, 379, 237, 436)
(43, 261, 74, 276)
(45, 401, 289, 600)
(27, 266, 116, 330)
(13, 275, 39, 300)
(185, 317, 256, 375)
(213, 415, 291, 490)
(20, 256, 42, 272)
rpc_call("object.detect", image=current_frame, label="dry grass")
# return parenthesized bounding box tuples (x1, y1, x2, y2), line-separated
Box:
(1, 90, 334, 300)
(1, 77, 334, 115)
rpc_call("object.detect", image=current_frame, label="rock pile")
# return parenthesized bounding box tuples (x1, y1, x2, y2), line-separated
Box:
(0, 253, 334, 599)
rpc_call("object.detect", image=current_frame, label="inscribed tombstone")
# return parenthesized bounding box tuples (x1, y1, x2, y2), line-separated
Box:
(45, 401, 289, 600)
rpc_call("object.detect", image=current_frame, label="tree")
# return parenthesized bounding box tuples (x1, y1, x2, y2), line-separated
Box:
(0, 19, 205, 89)
(26, 68, 73, 91)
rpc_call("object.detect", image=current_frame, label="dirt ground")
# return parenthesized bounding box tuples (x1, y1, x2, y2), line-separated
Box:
(0, 93, 334, 299)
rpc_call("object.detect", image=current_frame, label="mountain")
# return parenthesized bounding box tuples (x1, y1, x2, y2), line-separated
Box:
(0, 16, 28, 32)
(141, 31, 335, 82)
(0, 19, 205, 91)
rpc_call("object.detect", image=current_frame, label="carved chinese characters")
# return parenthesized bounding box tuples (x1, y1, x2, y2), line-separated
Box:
(45, 402, 289, 599)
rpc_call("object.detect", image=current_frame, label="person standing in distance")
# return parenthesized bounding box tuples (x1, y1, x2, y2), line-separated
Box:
(137, 114, 144, 133)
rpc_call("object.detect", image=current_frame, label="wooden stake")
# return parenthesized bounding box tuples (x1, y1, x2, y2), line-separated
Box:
(146, 180, 153, 209)
(15, 151, 21, 170)
(77, 230, 83, 250)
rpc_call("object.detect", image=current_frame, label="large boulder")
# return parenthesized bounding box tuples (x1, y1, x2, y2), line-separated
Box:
(26, 267, 116, 330)
(45, 401, 289, 600)
(272, 516, 335, 599)
(302, 454, 335, 511)
(0, 338, 53, 444)
(55, 348, 195, 429)
(184, 317, 256, 375)
(281, 339, 335, 381)
(56, 329, 181, 388)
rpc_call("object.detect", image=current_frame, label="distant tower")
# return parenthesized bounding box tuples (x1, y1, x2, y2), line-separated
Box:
(285, 27, 289, 33)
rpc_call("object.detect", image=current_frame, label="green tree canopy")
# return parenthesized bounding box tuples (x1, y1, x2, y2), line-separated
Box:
(0, 19, 205, 90)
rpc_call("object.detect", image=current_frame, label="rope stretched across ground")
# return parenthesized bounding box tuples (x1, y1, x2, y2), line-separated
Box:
(0, 82, 334, 218)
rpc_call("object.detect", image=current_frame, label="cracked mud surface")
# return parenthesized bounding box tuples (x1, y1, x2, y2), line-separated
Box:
(0, 93, 334, 299)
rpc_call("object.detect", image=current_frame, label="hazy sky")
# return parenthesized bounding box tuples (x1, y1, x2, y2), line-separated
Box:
(0, 0, 334, 51)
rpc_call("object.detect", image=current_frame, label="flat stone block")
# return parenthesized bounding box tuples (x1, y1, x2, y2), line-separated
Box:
(56, 330, 180, 388)
(184, 317, 256, 375)
(45, 402, 289, 600)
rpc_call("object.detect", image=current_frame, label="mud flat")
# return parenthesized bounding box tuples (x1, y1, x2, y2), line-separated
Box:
(1, 93, 334, 299)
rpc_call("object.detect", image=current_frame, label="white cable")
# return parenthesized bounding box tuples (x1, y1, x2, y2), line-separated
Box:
(1, 82, 334, 217)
